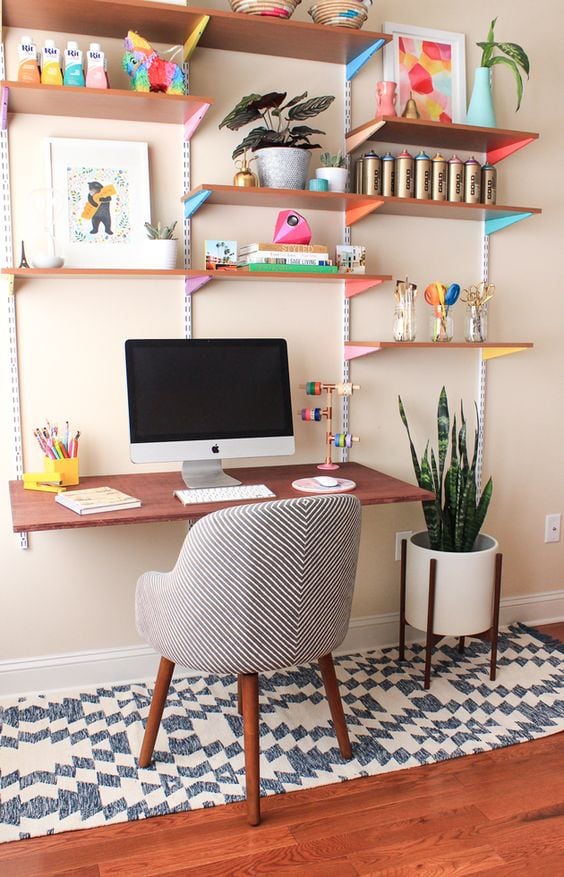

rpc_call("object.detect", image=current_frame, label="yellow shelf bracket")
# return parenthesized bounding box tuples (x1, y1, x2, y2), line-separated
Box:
(481, 346, 531, 361)
(2, 273, 15, 296)
(183, 16, 210, 62)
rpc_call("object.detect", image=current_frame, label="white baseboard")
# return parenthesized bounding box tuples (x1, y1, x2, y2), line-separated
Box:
(1, 589, 563, 698)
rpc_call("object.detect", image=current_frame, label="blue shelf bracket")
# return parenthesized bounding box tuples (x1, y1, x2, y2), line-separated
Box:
(485, 212, 533, 236)
(183, 188, 212, 218)
(346, 39, 387, 81)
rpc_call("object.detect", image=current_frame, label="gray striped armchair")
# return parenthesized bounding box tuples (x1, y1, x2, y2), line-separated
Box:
(136, 492, 362, 825)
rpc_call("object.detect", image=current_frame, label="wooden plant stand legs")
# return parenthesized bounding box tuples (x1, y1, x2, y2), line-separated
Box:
(319, 653, 353, 760)
(239, 672, 261, 827)
(398, 542, 504, 689)
(139, 656, 175, 768)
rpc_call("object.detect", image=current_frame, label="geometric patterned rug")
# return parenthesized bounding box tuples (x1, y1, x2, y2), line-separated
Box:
(1, 623, 562, 843)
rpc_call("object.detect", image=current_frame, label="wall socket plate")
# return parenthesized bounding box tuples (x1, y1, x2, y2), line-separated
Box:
(395, 530, 413, 561)
(545, 513, 561, 543)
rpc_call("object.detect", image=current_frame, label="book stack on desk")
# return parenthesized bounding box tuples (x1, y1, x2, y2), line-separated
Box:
(237, 242, 336, 273)
(55, 486, 142, 515)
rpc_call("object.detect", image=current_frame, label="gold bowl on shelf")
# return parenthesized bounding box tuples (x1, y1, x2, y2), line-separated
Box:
(230, 0, 301, 18)
(307, 0, 368, 28)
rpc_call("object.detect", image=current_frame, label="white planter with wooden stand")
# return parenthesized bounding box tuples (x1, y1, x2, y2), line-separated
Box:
(399, 531, 503, 688)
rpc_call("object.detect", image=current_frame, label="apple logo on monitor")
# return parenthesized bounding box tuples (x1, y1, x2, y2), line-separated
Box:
(211, 444, 220, 454)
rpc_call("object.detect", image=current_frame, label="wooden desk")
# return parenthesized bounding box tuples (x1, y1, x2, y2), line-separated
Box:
(9, 462, 433, 533)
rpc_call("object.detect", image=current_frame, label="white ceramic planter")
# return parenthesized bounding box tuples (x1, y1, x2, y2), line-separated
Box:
(315, 166, 348, 193)
(144, 239, 178, 269)
(405, 531, 499, 636)
(254, 147, 311, 190)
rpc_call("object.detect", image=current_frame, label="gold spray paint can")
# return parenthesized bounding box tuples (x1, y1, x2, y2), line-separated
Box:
(447, 155, 464, 202)
(381, 152, 395, 196)
(414, 151, 432, 199)
(354, 156, 364, 194)
(431, 153, 447, 201)
(464, 156, 481, 203)
(395, 149, 414, 198)
(363, 151, 381, 195)
(481, 162, 497, 204)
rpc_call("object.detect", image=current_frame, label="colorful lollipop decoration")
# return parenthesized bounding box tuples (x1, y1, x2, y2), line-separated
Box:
(424, 281, 460, 342)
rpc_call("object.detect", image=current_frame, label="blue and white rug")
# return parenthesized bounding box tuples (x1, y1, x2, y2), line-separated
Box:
(1, 624, 563, 842)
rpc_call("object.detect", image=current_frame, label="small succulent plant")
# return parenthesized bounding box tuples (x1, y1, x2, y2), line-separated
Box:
(319, 150, 346, 168)
(144, 221, 178, 240)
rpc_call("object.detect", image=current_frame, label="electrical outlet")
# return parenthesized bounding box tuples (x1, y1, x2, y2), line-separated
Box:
(395, 530, 413, 561)
(544, 514, 561, 543)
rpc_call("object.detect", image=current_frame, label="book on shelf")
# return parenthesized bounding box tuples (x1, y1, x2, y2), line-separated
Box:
(238, 253, 330, 266)
(55, 486, 142, 515)
(239, 242, 328, 254)
(241, 263, 338, 274)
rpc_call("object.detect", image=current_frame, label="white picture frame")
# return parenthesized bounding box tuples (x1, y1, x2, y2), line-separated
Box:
(383, 22, 466, 124)
(46, 138, 151, 268)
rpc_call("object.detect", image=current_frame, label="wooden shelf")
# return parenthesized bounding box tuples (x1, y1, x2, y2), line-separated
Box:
(345, 341, 534, 362)
(2, 0, 390, 65)
(183, 184, 541, 229)
(346, 116, 540, 164)
(1, 81, 213, 127)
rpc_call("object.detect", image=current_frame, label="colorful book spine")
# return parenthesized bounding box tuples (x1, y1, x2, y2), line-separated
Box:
(242, 263, 338, 274)
(238, 252, 330, 265)
(239, 242, 328, 254)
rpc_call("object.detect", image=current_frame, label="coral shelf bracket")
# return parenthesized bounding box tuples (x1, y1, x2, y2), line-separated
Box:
(346, 197, 383, 227)
(487, 137, 537, 165)
(183, 188, 212, 218)
(485, 212, 533, 235)
(345, 278, 385, 299)
(345, 119, 386, 155)
(346, 39, 387, 81)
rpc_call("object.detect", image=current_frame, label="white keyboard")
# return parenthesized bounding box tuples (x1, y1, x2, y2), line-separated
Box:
(174, 484, 276, 505)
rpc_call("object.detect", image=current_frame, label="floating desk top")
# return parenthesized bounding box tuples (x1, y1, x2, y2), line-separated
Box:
(9, 463, 433, 533)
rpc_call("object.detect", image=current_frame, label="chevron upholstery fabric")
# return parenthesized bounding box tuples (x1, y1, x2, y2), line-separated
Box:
(136, 494, 362, 674)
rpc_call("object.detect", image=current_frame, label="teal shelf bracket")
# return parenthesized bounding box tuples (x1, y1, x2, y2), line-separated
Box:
(485, 211, 533, 235)
(346, 39, 387, 81)
(183, 188, 212, 218)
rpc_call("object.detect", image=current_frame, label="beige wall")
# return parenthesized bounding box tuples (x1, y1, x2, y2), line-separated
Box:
(1, 0, 562, 664)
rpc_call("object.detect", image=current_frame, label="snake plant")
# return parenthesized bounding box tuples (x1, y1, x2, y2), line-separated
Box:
(398, 387, 493, 552)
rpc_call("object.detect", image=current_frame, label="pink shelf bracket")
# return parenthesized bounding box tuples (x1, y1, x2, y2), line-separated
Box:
(185, 274, 212, 295)
(184, 102, 212, 141)
(344, 343, 382, 360)
(345, 277, 385, 299)
(1, 85, 9, 131)
(487, 137, 537, 165)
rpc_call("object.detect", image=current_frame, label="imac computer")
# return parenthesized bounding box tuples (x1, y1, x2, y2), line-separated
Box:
(125, 338, 295, 488)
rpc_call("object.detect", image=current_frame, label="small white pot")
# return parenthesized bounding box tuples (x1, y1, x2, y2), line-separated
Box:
(315, 166, 348, 193)
(405, 531, 499, 636)
(144, 239, 178, 270)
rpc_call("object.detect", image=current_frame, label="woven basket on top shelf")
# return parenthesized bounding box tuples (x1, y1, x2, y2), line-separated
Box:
(229, 0, 301, 18)
(308, 0, 369, 28)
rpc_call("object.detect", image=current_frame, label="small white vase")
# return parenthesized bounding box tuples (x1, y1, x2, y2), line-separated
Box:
(315, 167, 348, 193)
(405, 531, 499, 636)
(144, 239, 178, 269)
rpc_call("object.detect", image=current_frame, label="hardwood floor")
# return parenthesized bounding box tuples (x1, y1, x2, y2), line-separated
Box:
(1, 624, 562, 877)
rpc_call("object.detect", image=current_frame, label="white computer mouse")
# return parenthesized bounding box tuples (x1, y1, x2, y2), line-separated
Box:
(314, 475, 340, 488)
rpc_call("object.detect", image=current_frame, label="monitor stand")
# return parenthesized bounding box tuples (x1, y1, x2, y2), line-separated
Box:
(181, 459, 242, 489)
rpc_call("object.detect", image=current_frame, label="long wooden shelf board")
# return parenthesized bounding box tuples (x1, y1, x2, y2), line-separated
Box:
(2, 0, 391, 65)
(1, 81, 213, 127)
(346, 116, 539, 163)
(2, 268, 192, 277)
(183, 185, 541, 225)
(345, 341, 533, 360)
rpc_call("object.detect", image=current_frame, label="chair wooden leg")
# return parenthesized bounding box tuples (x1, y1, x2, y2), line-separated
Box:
(424, 559, 437, 690)
(319, 653, 352, 760)
(490, 553, 503, 681)
(237, 676, 243, 715)
(458, 636, 466, 654)
(399, 538, 407, 661)
(240, 673, 260, 826)
(139, 656, 175, 768)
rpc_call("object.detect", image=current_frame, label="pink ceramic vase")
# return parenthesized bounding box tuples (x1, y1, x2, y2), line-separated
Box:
(376, 81, 397, 117)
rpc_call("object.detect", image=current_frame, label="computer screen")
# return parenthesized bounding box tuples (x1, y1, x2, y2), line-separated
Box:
(125, 338, 295, 488)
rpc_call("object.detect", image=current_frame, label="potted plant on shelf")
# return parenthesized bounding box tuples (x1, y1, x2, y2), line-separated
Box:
(398, 386, 499, 641)
(315, 150, 348, 192)
(144, 220, 178, 269)
(219, 90, 335, 190)
(466, 17, 530, 128)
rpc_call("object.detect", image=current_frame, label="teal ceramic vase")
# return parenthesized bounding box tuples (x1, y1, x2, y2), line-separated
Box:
(466, 67, 496, 128)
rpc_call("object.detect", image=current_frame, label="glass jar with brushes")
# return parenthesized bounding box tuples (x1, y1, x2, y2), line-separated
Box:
(392, 278, 417, 341)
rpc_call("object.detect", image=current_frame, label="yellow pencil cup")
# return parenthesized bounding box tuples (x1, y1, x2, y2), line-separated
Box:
(44, 456, 80, 486)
